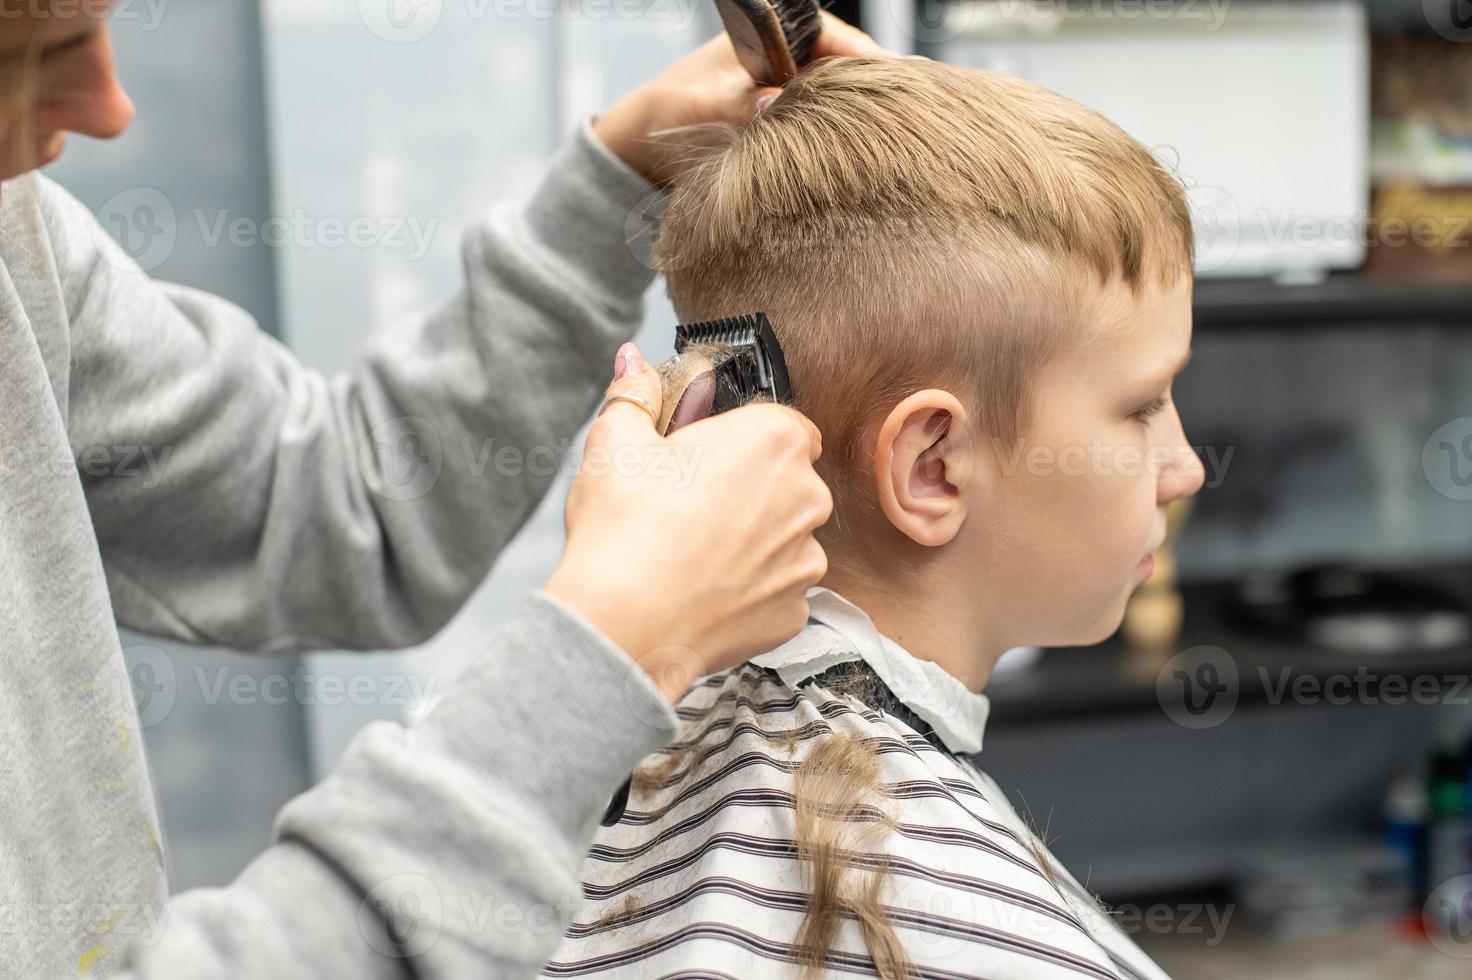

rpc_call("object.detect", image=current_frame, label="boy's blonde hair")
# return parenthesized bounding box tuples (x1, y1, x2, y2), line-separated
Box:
(655, 57, 1193, 567)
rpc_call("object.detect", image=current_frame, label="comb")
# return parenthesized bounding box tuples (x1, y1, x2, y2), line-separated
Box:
(713, 0, 822, 87)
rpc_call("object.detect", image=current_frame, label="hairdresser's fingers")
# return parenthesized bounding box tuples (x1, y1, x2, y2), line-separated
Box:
(780, 407, 825, 463)
(705, 403, 821, 462)
(810, 10, 898, 59)
(789, 536, 830, 590)
(592, 342, 663, 439)
(751, 86, 782, 117)
(771, 478, 834, 557)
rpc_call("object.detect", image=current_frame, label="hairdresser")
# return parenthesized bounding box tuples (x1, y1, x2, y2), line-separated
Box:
(0, 4, 898, 977)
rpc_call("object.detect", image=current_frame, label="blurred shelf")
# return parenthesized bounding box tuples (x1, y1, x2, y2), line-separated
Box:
(917, 0, 1450, 32)
(1194, 274, 1472, 329)
(1136, 916, 1458, 980)
(987, 562, 1472, 725)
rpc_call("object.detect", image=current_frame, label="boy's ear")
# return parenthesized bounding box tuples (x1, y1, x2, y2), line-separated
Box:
(872, 390, 972, 548)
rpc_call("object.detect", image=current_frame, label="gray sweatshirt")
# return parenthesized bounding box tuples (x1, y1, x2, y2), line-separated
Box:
(0, 121, 679, 978)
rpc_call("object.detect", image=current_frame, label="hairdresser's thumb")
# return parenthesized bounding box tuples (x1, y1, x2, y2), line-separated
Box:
(595, 342, 664, 441)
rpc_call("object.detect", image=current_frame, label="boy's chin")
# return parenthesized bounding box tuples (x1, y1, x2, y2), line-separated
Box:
(1031, 609, 1125, 650)
(38, 132, 67, 167)
(1075, 592, 1138, 648)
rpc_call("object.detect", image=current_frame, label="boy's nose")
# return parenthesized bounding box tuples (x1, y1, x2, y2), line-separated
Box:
(1158, 439, 1207, 504)
(36, 31, 135, 142)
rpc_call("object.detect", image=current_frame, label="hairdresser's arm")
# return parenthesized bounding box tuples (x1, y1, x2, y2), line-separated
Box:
(113, 364, 831, 980)
(115, 589, 677, 980)
(51, 119, 659, 652)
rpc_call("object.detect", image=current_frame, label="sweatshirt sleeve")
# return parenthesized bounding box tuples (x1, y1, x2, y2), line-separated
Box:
(46, 120, 665, 653)
(115, 591, 680, 980)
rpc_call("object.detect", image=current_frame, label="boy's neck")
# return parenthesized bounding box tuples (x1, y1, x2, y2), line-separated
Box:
(820, 568, 1005, 693)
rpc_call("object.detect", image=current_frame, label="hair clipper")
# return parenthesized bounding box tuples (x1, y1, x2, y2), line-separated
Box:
(656, 312, 793, 435)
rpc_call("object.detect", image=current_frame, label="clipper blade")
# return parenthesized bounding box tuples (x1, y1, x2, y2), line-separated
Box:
(674, 312, 792, 414)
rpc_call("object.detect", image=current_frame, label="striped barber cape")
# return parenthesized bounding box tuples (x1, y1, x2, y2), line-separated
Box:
(544, 589, 1173, 980)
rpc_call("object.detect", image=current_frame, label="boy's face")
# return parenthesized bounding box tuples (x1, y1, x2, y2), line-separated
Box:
(965, 272, 1203, 649)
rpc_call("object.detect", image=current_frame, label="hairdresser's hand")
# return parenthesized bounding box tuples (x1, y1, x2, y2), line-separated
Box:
(594, 11, 897, 187)
(545, 343, 832, 704)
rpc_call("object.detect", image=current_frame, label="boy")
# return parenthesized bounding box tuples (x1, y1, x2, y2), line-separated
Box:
(545, 56, 1205, 979)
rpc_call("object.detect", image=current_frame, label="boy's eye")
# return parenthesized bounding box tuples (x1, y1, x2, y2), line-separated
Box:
(1132, 393, 1169, 424)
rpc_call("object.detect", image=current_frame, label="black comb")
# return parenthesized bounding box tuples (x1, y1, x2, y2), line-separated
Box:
(674, 312, 793, 413)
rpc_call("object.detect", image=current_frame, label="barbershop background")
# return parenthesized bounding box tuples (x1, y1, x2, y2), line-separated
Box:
(51, 0, 1472, 974)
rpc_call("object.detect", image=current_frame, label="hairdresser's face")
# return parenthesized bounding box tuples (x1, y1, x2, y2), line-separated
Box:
(973, 273, 1204, 648)
(0, 0, 131, 182)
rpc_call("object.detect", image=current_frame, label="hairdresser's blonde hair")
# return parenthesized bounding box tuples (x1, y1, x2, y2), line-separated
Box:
(0, 8, 49, 181)
(655, 56, 1193, 568)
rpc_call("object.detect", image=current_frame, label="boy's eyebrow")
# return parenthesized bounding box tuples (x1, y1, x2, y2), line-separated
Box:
(1173, 347, 1194, 376)
(1143, 347, 1193, 390)
(38, 31, 95, 59)
(1, 21, 95, 58)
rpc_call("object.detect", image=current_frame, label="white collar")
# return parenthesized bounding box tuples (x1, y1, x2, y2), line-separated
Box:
(751, 587, 991, 754)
